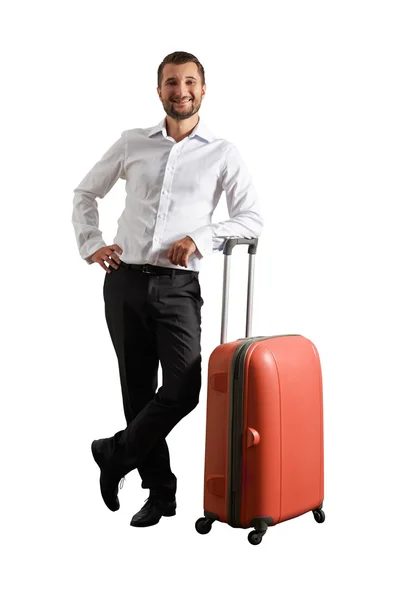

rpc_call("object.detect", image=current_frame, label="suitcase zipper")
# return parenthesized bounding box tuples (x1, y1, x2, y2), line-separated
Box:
(227, 337, 268, 527)
(227, 335, 299, 528)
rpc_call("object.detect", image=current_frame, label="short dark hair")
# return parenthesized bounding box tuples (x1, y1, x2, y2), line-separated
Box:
(157, 51, 205, 88)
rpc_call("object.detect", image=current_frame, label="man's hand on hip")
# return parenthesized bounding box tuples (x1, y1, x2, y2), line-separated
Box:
(90, 244, 123, 273)
(167, 236, 197, 268)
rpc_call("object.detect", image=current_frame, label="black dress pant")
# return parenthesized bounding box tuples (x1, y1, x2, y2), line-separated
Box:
(101, 260, 203, 496)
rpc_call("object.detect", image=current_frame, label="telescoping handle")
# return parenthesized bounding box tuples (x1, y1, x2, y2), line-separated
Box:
(221, 237, 259, 345)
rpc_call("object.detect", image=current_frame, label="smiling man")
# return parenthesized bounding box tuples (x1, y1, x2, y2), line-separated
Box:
(159, 62, 203, 140)
(72, 50, 264, 528)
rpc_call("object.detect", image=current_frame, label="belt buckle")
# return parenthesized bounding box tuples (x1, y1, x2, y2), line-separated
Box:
(142, 264, 153, 274)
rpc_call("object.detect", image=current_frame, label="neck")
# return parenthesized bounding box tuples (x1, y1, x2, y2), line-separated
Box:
(165, 114, 200, 142)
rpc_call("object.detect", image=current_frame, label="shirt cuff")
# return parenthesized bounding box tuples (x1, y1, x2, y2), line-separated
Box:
(79, 238, 107, 264)
(186, 228, 213, 258)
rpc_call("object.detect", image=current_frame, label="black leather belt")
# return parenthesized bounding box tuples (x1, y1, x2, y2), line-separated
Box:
(118, 261, 198, 276)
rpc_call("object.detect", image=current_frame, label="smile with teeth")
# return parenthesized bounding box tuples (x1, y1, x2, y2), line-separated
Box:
(173, 99, 192, 104)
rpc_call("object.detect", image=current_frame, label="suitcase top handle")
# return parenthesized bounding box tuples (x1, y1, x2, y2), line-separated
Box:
(221, 238, 259, 344)
(223, 237, 258, 255)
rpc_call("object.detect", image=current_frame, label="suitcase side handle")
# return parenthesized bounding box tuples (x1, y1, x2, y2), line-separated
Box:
(221, 237, 259, 345)
(247, 427, 260, 448)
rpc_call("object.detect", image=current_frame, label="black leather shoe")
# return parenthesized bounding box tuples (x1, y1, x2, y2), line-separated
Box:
(91, 439, 124, 512)
(130, 493, 177, 527)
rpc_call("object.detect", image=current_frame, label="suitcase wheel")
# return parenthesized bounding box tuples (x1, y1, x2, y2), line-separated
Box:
(195, 517, 213, 535)
(248, 530, 266, 545)
(313, 509, 326, 524)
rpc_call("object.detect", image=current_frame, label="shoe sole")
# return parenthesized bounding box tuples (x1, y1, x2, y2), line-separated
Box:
(91, 441, 103, 468)
(91, 441, 120, 512)
(130, 519, 161, 527)
(130, 512, 176, 527)
(161, 507, 177, 517)
(129, 502, 176, 527)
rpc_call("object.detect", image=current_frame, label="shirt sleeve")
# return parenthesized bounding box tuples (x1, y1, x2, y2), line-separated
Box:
(71, 132, 126, 265)
(187, 143, 264, 258)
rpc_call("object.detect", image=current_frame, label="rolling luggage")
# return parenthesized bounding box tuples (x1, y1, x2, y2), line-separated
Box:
(195, 238, 325, 545)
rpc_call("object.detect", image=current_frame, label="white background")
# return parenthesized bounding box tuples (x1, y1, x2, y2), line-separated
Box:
(1, 0, 398, 598)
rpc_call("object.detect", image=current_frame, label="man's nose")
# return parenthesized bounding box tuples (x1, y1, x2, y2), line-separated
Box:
(177, 83, 190, 97)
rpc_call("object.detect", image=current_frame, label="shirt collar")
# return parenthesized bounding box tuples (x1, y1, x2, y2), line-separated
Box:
(148, 115, 215, 143)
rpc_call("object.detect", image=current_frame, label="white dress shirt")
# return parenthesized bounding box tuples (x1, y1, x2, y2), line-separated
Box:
(72, 116, 264, 272)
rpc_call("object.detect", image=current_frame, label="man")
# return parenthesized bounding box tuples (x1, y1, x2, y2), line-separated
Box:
(72, 51, 264, 528)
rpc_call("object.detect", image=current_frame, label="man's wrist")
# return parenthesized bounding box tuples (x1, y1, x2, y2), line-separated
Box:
(186, 235, 197, 250)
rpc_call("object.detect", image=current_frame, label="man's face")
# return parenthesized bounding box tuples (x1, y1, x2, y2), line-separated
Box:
(157, 62, 206, 121)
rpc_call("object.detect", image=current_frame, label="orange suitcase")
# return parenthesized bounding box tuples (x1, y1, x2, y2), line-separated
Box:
(195, 238, 325, 545)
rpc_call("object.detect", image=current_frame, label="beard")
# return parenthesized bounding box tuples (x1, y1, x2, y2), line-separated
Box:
(162, 98, 201, 120)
